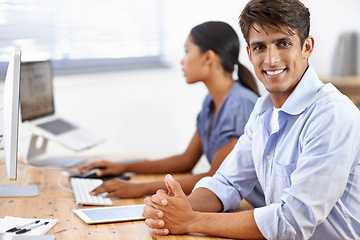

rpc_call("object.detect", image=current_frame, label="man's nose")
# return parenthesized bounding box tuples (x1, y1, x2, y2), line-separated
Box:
(264, 46, 280, 66)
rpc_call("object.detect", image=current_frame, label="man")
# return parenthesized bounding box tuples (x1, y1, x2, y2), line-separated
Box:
(143, 0, 360, 239)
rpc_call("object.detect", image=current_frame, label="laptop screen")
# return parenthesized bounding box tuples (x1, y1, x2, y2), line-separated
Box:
(20, 61, 55, 121)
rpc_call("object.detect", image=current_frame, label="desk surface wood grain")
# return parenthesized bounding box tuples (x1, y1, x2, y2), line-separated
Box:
(1, 160, 252, 239)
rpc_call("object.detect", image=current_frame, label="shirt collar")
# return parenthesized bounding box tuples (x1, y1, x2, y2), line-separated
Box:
(256, 65, 324, 115)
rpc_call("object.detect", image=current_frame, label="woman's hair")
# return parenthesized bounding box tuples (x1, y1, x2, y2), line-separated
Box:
(190, 21, 260, 96)
(239, 0, 310, 48)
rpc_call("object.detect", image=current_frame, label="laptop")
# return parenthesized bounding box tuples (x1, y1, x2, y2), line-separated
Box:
(20, 60, 105, 153)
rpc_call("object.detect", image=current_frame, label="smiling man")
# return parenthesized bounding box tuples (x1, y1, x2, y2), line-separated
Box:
(143, 0, 360, 239)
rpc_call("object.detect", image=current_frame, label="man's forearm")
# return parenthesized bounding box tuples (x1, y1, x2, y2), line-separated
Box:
(188, 187, 224, 212)
(189, 210, 265, 239)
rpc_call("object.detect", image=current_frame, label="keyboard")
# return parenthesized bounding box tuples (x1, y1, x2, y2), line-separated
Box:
(70, 178, 113, 206)
(37, 119, 76, 135)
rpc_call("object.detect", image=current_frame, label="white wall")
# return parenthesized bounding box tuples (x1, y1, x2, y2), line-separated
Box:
(162, 0, 360, 77)
(1, 0, 360, 161)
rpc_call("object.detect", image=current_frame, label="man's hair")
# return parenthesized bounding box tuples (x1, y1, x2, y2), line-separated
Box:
(239, 0, 310, 48)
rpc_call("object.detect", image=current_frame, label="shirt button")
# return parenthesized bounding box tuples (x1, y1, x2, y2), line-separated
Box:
(266, 155, 270, 160)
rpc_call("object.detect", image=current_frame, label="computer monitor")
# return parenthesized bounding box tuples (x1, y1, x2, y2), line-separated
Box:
(0, 49, 38, 197)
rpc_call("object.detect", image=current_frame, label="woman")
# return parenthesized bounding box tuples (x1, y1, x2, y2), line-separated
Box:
(78, 21, 263, 206)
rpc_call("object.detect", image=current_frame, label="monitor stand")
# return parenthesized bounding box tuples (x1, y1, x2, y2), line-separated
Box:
(25, 134, 85, 168)
(0, 185, 39, 197)
(0, 135, 39, 197)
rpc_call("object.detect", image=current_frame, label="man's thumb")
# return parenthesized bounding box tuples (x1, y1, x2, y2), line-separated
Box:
(165, 174, 185, 197)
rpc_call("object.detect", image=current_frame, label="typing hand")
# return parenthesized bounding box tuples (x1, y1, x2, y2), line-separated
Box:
(77, 160, 124, 177)
(143, 174, 195, 235)
(89, 178, 145, 198)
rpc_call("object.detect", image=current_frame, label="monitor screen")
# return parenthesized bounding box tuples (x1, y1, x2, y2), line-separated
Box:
(2, 48, 21, 180)
(20, 61, 55, 121)
(0, 49, 38, 197)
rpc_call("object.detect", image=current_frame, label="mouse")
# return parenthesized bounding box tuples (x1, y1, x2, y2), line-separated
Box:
(80, 168, 101, 178)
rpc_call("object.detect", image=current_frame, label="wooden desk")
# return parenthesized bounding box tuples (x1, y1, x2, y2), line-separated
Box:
(321, 76, 360, 106)
(1, 160, 251, 239)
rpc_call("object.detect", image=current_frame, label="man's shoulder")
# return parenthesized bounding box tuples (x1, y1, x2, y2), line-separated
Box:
(315, 83, 357, 109)
(307, 83, 360, 122)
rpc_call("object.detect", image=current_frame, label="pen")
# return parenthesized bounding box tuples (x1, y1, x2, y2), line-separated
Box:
(15, 221, 49, 234)
(5, 220, 40, 232)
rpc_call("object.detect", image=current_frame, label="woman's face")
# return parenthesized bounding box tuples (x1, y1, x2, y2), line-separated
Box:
(181, 35, 208, 84)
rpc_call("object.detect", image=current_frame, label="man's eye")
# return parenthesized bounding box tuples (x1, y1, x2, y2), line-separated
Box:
(253, 45, 264, 51)
(279, 41, 291, 47)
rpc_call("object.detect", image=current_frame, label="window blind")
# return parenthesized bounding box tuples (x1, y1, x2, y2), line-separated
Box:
(0, 0, 164, 76)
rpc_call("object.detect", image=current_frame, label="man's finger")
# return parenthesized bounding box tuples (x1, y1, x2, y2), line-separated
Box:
(143, 205, 163, 219)
(165, 174, 175, 196)
(153, 228, 170, 236)
(151, 191, 168, 206)
(144, 219, 169, 236)
(165, 174, 186, 198)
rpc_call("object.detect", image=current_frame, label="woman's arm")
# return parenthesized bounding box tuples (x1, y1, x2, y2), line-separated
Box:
(122, 136, 238, 195)
(78, 132, 203, 176)
(89, 136, 238, 197)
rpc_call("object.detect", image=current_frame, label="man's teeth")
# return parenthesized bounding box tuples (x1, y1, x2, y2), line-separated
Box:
(266, 69, 284, 75)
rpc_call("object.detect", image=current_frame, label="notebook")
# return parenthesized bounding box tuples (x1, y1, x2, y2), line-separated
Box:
(20, 60, 105, 152)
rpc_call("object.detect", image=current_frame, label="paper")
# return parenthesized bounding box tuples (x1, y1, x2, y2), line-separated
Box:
(0, 217, 58, 237)
(2, 235, 55, 240)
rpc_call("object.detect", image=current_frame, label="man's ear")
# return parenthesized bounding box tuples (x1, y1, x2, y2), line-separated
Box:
(302, 35, 315, 59)
(246, 45, 253, 64)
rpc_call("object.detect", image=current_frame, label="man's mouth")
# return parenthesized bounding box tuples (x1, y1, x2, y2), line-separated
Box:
(265, 69, 285, 76)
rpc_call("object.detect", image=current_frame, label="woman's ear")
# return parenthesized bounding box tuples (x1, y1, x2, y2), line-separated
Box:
(203, 49, 216, 65)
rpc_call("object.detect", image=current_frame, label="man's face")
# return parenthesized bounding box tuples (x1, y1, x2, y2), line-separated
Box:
(246, 23, 314, 107)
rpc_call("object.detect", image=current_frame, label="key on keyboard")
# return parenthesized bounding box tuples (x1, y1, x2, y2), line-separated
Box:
(70, 178, 113, 206)
(37, 119, 76, 135)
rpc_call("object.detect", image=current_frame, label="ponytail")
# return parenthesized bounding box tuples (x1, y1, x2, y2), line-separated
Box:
(237, 62, 260, 96)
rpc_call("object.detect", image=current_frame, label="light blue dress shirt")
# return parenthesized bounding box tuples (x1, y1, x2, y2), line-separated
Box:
(194, 65, 360, 239)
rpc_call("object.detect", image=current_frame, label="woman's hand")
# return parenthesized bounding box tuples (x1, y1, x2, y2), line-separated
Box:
(77, 160, 125, 177)
(89, 178, 147, 198)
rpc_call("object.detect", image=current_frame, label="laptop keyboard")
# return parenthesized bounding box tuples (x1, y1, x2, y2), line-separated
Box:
(37, 119, 76, 135)
(70, 178, 113, 206)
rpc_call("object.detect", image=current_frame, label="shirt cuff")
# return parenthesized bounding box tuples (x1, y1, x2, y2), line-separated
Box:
(254, 204, 296, 239)
(193, 176, 242, 212)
